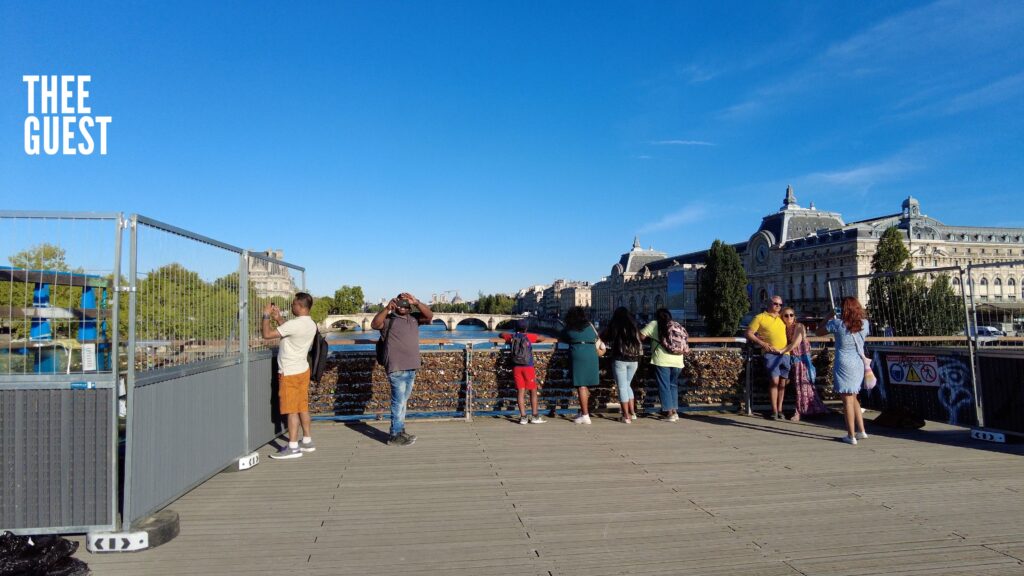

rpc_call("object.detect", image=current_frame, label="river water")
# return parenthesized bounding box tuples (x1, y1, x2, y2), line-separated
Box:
(326, 323, 560, 351)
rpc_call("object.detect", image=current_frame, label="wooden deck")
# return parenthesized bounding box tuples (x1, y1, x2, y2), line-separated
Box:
(75, 412, 1024, 575)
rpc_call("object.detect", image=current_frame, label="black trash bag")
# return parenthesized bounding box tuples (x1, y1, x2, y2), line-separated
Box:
(0, 531, 90, 576)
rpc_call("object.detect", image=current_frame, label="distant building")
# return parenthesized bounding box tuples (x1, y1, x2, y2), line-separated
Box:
(514, 285, 547, 316)
(248, 249, 297, 299)
(590, 188, 1024, 328)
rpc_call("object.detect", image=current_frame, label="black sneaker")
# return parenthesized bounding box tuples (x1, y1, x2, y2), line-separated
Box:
(400, 431, 417, 446)
(387, 434, 406, 446)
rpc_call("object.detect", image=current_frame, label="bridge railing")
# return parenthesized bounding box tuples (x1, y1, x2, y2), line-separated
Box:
(319, 330, 1024, 439)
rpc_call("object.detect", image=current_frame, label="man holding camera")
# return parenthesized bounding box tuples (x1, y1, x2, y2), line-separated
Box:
(261, 293, 318, 459)
(371, 292, 433, 446)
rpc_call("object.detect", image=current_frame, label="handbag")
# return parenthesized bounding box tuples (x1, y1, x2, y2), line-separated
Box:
(591, 323, 607, 357)
(854, 330, 876, 390)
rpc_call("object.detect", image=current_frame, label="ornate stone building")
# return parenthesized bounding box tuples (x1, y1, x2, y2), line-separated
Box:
(589, 188, 1024, 327)
(248, 249, 298, 299)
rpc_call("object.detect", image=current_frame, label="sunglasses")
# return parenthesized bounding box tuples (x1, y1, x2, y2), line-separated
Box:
(782, 313, 795, 317)
(771, 302, 783, 307)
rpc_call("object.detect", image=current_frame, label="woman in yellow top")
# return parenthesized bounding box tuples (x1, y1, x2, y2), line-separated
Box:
(745, 296, 790, 419)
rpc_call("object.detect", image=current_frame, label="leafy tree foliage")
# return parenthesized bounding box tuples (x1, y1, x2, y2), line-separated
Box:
(333, 285, 364, 314)
(432, 302, 470, 313)
(473, 293, 515, 314)
(2, 244, 84, 339)
(867, 227, 914, 331)
(696, 240, 749, 336)
(309, 295, 334, 323)
(866, 227, 964, 337)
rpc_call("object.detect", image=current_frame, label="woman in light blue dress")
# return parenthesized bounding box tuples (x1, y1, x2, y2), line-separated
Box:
(817, 296, 869, 445)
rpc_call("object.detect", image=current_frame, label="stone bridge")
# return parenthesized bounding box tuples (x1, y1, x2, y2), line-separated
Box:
(322, 312, 524, 332)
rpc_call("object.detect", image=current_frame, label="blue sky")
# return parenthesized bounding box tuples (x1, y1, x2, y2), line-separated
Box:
(2, 1, 1023, 302)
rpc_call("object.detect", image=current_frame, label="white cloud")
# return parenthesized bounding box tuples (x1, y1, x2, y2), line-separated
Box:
(943, 71, 1024, 114)
(802, 157, 918, 190)
(638, 203, 708, 234)
(649, 140, 716, 146)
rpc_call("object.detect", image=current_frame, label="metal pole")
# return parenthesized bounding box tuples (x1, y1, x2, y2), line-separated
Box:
(239, 251, 250, 453)
(122, 214, 139, 528)
(963, 266, 984, 428)
(464, 344, 473, 422)
(744, 343, 753, 416)
(109, 214, 124, 530)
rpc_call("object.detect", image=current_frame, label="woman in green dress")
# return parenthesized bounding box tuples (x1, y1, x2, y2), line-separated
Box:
(561, 306, 600, 424)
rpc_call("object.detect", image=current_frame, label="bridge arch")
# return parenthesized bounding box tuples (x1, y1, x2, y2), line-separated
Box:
(494, 319, 516, 331)
(455, 318, 487, 330)
(329, 318, 364, 331)
(430, 318, 449, 330)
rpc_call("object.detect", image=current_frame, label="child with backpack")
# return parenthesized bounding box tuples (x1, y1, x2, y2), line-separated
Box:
(640, 308, 689, 421)
(500, 319, 549, 424)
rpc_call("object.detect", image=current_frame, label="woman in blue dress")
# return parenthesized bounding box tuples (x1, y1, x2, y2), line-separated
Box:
(817, 296, 869, 445)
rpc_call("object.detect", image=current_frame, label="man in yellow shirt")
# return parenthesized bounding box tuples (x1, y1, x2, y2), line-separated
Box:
(746, 295, 790, 420)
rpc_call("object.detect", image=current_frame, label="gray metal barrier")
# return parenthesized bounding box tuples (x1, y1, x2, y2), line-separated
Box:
(0, 212, 123, 535)
(1, 211, 307, 535)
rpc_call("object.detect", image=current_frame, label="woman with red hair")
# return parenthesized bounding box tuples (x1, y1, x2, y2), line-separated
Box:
(817, 297, 870, 444)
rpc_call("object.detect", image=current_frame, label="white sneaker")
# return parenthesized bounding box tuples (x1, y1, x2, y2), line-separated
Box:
(519, 417, 529, 425)
(632, 413, 641, 421)
(573, 414, 591, 425)
(668, 414, 679, 422)
(529, 416, 547, 424)
(856, 432, 869, 440)
(841, 436, 858, 445)
(622, 416, 631, 424)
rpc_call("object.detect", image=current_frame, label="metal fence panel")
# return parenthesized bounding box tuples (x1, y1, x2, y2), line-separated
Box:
(124, 216, 246, 527)
(247, 349, 279, 451)
(965, 260, 1024, 348)
(0, 212, 120, 535)
(0, 386, 116, 534)
(125, 362, 245, 525)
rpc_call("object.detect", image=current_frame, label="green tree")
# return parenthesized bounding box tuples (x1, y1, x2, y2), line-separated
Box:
(3, 244, 82, 340)
(10, 243, 70, 270)
(920, 274, 965, 336)
(333, 285, 364, 314)
(473, 293, 514, 314)
(696, 240, 749, 336)
(433, 302, 470, 313)
(310, 295, 334, 324)
(866, 227, 915, 333)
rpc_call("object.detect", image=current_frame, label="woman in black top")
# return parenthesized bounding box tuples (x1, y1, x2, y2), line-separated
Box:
(602, 307, 643, 423)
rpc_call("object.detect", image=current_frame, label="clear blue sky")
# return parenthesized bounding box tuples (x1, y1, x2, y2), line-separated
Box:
(2, 1, 1022, 302)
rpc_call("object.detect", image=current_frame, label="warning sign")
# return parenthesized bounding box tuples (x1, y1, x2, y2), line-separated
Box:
(886, 354, 939, 387)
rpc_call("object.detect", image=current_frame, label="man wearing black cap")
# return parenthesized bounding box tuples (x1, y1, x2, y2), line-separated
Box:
(371, 292, 433, 446)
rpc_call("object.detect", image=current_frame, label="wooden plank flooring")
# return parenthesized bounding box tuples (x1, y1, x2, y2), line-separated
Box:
(74, 412, 1024, 575)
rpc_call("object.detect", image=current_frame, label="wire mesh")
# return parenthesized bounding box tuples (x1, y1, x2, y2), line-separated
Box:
(828, 266, 968, 344)
(966, 260, 1024, 347)
(246, 250, 304, 352)
(133, 221, 242, 370)
(0, 214, 120, 375)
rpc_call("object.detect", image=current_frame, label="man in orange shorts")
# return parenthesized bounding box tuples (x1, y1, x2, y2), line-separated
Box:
(500, 320, 552, 425)
(262, 293, 317, 459)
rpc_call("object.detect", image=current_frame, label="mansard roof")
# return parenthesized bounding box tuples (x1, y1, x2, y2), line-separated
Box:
(613, 238, 667, 276)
